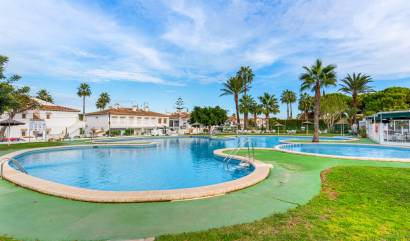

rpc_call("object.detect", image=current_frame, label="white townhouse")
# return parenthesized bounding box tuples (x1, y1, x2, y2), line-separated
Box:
(0, 98, 82, 140)
(168, 112, 192, 134)
(85, 105, 169, 136)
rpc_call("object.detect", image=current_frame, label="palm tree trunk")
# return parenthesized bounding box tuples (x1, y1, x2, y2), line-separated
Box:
(243, 82, 248, 130)
(286, 103, 289, 119)
(265, 114, 269, 131)
(290, 104, 293, 119)
(352, 93, 357, 124)
(254, 112, 257, 127)
(244, 112, 248, 130)
(313, 83, 321, 142)
(234, 95, 240, 129)
(82, 96, 86, 118)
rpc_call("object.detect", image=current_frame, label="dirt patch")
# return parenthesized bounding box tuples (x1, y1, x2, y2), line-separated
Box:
(320, 168, 339, 200)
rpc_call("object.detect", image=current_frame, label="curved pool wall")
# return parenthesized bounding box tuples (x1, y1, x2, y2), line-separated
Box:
(1, 146, 270, 203)
(276, 143, 410, 162)
(10, 144, 254, 191)
(1, 136, 353, 202)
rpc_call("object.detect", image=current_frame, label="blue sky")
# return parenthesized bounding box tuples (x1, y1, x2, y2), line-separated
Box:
(1, 0, 410, 117)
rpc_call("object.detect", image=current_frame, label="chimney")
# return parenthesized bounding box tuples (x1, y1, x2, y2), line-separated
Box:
(132, 105, 137, 111)
(143, 102, 149, 112)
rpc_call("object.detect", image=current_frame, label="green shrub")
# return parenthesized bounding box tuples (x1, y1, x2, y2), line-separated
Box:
(106, 130, 121, 136)
(124, 128, 134, 136)
(359, 126, 367, 138)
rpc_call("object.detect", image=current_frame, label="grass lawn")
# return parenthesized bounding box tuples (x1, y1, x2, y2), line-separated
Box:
(158, 166, 410, 241)
(0, 139, 90, 153)
(0, 141, 409, 240)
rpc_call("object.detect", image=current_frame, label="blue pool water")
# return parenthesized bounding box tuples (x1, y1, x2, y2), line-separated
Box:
(280, 143, 410, 159)
(12, 136, 351, 191)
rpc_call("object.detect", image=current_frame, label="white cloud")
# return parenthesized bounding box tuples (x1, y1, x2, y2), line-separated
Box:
(2, 0, 410, 88)
(85, 69, 183, 86)
(0, 0, 171, 84)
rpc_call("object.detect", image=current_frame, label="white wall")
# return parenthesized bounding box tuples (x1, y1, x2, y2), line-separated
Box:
(85, 114, 169, 134)
(1, 110, 81, 139)
(85, 115, 109, 133)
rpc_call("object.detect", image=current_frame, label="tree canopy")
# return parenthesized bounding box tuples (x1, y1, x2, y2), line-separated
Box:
(0, 55, 35, 117)
(359, 87, 410, 115)
(175, 97, 185, 112)
(96, 92, 111, 110)
(321, 93, 348, 131)
(36, 89, 54, 103)
(189, 106, 228, 128)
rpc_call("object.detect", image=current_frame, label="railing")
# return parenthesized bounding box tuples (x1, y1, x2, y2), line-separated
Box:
(65, 120, 85, 138)
(276, 143, 303, 150)
(223, 137, 255, 168)
(0, 157, 27, 178)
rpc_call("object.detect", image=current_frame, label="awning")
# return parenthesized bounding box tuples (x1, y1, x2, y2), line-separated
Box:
(366, 110, 410, 122)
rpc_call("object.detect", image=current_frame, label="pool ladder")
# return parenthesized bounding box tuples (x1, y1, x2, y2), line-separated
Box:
(0, 157, 27, 178)
(223, 137, 255, 167)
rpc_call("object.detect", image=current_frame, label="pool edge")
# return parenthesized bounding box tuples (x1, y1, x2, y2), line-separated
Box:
(0, 145, 271, 203)
(275, 143, 410, 163)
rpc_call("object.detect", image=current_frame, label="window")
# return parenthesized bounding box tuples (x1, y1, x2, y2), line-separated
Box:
(46, 113, 51, 119)
(158, 118, 162, 124)
(22, 113, 26, 119)
(21, 129, 27, 137)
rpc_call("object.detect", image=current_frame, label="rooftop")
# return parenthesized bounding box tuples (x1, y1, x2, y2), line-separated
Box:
(32, 98, 80, 113)
(86, 107, 169, 117)
(169, 112, 190, 119)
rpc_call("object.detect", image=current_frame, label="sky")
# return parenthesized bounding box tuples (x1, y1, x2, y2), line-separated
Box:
(1, 0, 410, 118)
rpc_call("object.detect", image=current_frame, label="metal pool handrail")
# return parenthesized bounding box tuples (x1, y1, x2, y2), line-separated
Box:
(223, 137, 255, 166)
(0, 157, 27, 178)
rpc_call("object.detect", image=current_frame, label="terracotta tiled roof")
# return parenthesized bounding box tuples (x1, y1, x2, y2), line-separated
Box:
(30, 97, 80, 112)
(169, 112, 190, 119)
(38, 105, 80, 112)
(86, 108, 169, 117)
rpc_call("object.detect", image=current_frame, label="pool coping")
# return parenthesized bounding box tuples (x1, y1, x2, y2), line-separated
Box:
(275, 142, 410, 162)
(0, 144, 271, 203)
(278, 136, 359, 144)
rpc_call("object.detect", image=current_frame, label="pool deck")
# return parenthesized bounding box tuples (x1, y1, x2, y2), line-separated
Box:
(1, 148, 410, 241)
(1, 144, 271, 203)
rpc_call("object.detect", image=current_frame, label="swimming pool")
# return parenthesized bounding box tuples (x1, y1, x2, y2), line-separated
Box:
(3, 136, 353, 202)
(277, 143, 410, 161)
(12, 142, 254, 191)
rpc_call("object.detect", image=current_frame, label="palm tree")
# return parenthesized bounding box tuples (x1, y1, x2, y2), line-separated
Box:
(36, 89, 54, 103)
(220, 76, 244, 128)
(237, 66, 254, 129)
(339, 72, 373, 124)
(280, 89, 297, 119)
(77, 83, 92, 118)
(96, 92, 111, 110)
(298, 93, 314, 121)
(239, 95, 254, 127)
(299, 59, 337, 142)
(258, 93, 279, 131)
(249, 98, 262, 128)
